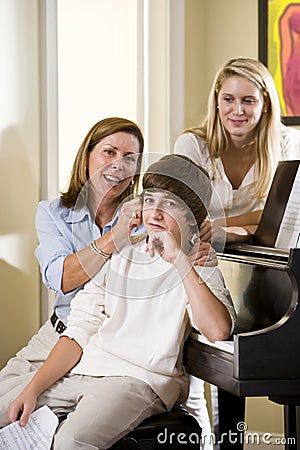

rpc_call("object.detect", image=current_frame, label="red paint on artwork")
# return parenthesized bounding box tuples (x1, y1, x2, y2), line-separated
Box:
(280, 4, 300, 115)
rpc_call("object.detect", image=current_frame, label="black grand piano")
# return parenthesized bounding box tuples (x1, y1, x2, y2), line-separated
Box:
(185, 244, 300, 448)
(184, 161, 300, 449)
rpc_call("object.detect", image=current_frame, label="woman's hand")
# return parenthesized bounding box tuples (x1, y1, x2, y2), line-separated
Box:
(191, 240, 218, 267)
(200, 211, 262, 245)
(146, 231, 218, 267)
(199, 219, 227, 246)
(112, 196, 143, 245)
(199, 220, 213, 242)
(7, 388, 37, 427)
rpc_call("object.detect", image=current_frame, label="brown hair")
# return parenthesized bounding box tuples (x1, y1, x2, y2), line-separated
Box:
(142, 154, 211, 226)
(61, 117, 144, 208)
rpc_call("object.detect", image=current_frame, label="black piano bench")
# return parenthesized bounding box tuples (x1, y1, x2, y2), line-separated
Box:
(109, 405, 202, 449)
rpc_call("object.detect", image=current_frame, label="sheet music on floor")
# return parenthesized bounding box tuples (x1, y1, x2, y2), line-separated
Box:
(275, 165, 300, 250)
(0, 405, 58, 450)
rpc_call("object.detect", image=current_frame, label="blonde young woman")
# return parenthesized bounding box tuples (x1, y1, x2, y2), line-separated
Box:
(175, 56, 300, 244)
(175, 57, 300, 448)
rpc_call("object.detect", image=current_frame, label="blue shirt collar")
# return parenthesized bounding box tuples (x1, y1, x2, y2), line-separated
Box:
(65, 204, 119, 230)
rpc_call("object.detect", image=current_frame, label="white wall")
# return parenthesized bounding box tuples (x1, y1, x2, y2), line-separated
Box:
(0, 0, 40, 369)
(185, 0, 258, 127)
(57, 0, 185, 190)
(57, 0, 142, 191)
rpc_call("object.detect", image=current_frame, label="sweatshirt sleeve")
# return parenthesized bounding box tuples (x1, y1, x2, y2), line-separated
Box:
(188, 266, 236, 335)
(61, 269, 108, 348)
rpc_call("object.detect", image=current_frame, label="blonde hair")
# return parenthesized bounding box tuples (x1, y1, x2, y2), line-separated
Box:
(61, 117, 144, 208)
(185, 57, 282, 199)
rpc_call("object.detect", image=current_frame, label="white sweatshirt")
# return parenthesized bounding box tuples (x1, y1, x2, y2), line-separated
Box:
(62, 236, 235, 410)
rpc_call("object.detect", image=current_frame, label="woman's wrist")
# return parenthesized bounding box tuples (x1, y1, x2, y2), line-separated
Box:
(94, 232, 116, 256)
(90, 240, 112, 259)
(225, 226, 252, 243)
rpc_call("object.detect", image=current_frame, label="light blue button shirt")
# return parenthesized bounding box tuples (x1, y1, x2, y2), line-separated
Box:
(35, 197, 145, 323)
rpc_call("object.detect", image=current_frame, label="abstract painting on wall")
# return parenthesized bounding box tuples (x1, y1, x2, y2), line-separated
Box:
(259, 0, 300, 125)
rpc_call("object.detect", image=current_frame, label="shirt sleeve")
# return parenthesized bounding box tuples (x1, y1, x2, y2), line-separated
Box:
(188, 266, 236, 335)
(61, 268, 108, 348)
(174, 133, 204, 166)
(34, 200, 80, 294)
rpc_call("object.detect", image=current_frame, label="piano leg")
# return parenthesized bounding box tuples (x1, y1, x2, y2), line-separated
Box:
(269, 396, 300, 450)
(296, 406, 299, 450)
(213, 387, 245, 450)
(283, 405, 297, 450)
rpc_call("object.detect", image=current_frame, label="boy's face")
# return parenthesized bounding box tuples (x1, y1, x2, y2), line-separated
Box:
(142, 190, 194, 246)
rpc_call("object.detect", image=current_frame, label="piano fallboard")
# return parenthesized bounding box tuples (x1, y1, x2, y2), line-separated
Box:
(184, 246, 300, 398)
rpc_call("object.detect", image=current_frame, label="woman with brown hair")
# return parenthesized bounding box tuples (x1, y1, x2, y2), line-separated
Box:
(0, 117, 144, 389)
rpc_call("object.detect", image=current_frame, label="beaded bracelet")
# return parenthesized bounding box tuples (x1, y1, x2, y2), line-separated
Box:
(90, 240, 112, 260)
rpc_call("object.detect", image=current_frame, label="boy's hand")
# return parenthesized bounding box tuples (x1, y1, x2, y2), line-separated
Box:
(7, 390, 37, 427)
(145, 231, 180, 264)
